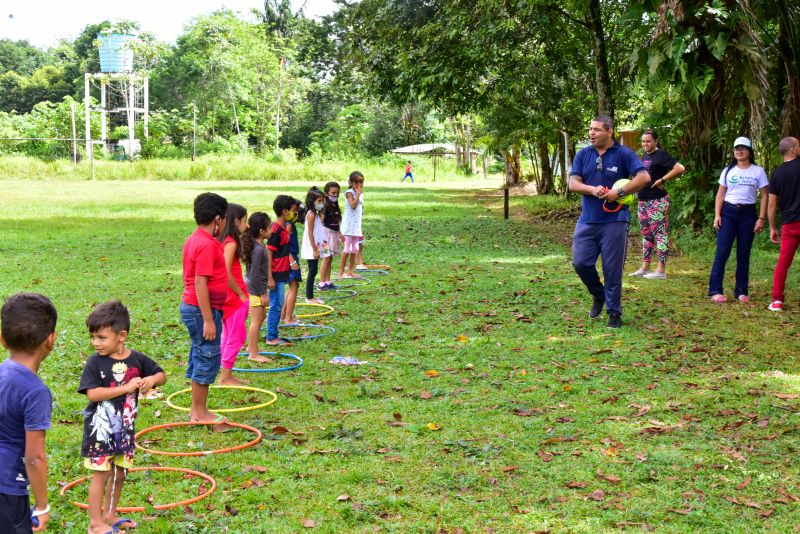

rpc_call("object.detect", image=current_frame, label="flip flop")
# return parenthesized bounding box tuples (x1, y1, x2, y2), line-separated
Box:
(113, 518, 137, 529)
(710, 294, 727, 303)
(266, 339, 293, 346)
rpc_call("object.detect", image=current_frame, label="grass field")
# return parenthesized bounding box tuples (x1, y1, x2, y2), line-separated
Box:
(2, 178, 800, 533)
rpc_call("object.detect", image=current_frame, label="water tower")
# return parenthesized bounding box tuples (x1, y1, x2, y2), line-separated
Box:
(83, 32, 149, 159)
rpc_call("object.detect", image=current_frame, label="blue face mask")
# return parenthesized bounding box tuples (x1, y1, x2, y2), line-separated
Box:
(314, 201, 325, 211)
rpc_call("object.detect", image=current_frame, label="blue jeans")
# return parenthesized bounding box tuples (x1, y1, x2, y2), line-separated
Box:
(267, 281, 286, 340)
(708, 202, 757, 297)
(572, 221, 628, 316)
(180, 302, 222, 385)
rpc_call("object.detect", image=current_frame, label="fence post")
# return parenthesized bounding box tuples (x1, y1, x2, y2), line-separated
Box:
(90, 141, 95, 180)
(504, 187, 509, 220)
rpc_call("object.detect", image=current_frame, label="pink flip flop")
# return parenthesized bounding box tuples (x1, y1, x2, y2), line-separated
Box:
(710, 294, 727, 303)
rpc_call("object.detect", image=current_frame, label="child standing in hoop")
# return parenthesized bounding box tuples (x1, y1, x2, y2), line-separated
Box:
(319, 182, 343, 290)
(243, 212, 272, 362)
(78, 301, 166, 534)
(340, 171, 365, 278)
(301, 187, 327, 304)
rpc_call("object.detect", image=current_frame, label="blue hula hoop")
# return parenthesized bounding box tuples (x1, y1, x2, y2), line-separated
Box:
(335, 277, 373, 288)
(324, 289, 357, 300)
(232, 351, 303, 373)
(354, 269, 389, 276)
(278, 322, 336, 341)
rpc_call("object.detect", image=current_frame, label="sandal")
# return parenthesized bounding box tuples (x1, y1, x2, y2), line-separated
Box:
(710, 294, 727, 303)
(737, 294, 750, 303)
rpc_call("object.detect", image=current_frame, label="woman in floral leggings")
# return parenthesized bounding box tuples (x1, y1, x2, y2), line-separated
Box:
(629, 130, 685, 279)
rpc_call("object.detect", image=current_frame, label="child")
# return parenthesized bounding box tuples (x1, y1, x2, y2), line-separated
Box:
(180, 192, 230, 427)
(219, 203, 249, 386)
(402, 160, 414, 183)
(0, 293, 56, 534)
(281, 198, 304, 325)
(340, 171, 365, 278)
(266, 195, 297, 346)
(78, 300, 166, 534)
(243, 212, 272, 362)
(319, 181, 343, 291)
(301, 187, 326, 304)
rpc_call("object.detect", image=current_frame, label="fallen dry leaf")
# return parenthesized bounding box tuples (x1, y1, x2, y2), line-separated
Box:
(588, 489, 605, 501)
(301, 518, 316, 528)
(420, 391, 433, 399)
(455, 335, 469, 343)
(736, 477, 752, 490)
(538, 450, 554, 462)
(502, 465, 520, 472)
(773, 393, 799, 400)
(595, 469, 621, 484)
(427, 422, 442, 431)
(336, 494, 350, 501)
(668, 508, 692, 515)
(566, 481, 588, 489)
(423, 370, 440, 378)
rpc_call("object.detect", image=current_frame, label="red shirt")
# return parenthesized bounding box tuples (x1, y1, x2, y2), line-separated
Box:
(182, 228, 228, 310)
(222, 235, 249, 317)
(266, 222, 291, 282)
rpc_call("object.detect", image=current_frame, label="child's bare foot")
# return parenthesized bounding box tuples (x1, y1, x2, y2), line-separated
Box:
(88, 520, 117, 534)
(248, 353, 273, 363)
(265, 338, 293, 347)
(218, 375, 248, 386)
(191, 412, 233, 432)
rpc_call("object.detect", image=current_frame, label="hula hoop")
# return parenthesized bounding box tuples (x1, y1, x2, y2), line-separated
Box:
(135, 421, 263, 456)
(233, 351, 303, 373)
(60, 466, 217, 512)
(334, 277, 373, 288)
(354, 269, 388, 276)
(278, 323, 336, 341)
(323, 289, 357, 301)
(295, 302, 334, 318)
(166, 385, 278, 413)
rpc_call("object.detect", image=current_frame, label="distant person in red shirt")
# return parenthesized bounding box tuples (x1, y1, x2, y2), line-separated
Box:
(402, 161, 414, 183)
(768, 137, 800, 311)
(180, 192, 230, 429)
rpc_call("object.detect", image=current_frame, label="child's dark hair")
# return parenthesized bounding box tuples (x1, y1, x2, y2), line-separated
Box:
(1, 293, 57, 352)
(349, 171, 364, 187)
(194, 192, 228, 225)
(324, 181, 340, 195)
(291, 197, 307, 224)
(219, 203, 247, 260)
(86, 300, 130, 334)
(306, 187, 324, 210)
(273, 195, 295, 217)
(242, 212, 271, 268)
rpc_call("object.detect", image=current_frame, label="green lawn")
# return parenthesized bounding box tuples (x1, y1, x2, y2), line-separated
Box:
(2, 179, 799, 533)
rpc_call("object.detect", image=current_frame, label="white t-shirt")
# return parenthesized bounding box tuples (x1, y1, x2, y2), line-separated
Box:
(340, 188, 363, 237)
(300, 210, 326, 260)
(719, 164, 768, 205)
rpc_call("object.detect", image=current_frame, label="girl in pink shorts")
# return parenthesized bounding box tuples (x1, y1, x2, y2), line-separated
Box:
(340, 171, 364, 278)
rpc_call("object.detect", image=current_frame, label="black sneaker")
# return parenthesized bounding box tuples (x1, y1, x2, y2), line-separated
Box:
(589, 298, 604, 319)
(607, 313, 622, 329)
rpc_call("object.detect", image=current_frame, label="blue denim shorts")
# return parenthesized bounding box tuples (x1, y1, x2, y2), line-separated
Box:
(180, 302, 222, 385)
(288, 268, 302, 282)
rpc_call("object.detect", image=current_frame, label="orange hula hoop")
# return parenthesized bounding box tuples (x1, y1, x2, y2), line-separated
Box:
(134, 421, 263, 456)
(60, 466, 217, 512)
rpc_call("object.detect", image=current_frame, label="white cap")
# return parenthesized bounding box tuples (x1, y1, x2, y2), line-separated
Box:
(733, 136, 752, 149)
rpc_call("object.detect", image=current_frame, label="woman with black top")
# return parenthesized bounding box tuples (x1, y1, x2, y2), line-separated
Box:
(629, 130, 685, 279)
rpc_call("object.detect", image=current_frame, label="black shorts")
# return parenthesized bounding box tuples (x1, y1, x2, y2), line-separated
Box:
(0, 492, 32, 534)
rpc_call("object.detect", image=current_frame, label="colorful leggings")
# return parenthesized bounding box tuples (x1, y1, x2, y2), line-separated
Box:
(638, 196, 670, 265)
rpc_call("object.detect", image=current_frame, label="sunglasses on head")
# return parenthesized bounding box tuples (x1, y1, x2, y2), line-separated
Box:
(596, 156, 603, 172)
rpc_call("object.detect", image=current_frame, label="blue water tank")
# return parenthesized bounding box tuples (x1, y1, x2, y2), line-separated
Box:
(97, 33, 135, 73)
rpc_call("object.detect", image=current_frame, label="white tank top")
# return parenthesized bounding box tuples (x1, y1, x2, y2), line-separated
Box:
(301, 211, 326, 260)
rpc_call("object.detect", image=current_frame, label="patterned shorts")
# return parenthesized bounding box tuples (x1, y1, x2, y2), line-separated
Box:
(84, 452, 134, 471)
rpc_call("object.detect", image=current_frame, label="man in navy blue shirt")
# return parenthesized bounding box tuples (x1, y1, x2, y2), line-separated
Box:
(568, 115, 651, 328)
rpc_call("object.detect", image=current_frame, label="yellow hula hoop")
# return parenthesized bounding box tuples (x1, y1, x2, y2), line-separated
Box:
(294, 302, 334, 319)
(166, 385, 278, 413)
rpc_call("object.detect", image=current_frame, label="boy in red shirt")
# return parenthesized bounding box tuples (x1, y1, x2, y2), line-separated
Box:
(180, 192, 230, 428)
(265, 195, 297, 346)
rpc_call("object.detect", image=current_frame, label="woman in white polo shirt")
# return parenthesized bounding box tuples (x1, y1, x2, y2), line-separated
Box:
(708, 136, 769, 303)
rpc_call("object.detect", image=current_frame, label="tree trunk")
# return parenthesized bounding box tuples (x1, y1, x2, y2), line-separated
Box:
(449, 116, 462, 168)
(501, 147, 523, 186)
(526, 141, 540, 189)
(464, 115, 473, 173)
(587, 0, 614, 119)
(777, 3, 800, 136)
(537, 140, 552, 194)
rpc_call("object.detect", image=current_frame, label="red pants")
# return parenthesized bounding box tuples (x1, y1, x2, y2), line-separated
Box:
(772, 221, 800, 301)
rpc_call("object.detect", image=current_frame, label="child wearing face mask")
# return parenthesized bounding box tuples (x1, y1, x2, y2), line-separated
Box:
(301, 187, 327, 304)
(319, 181, 343, 290)
(280, 198, 304, 325)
